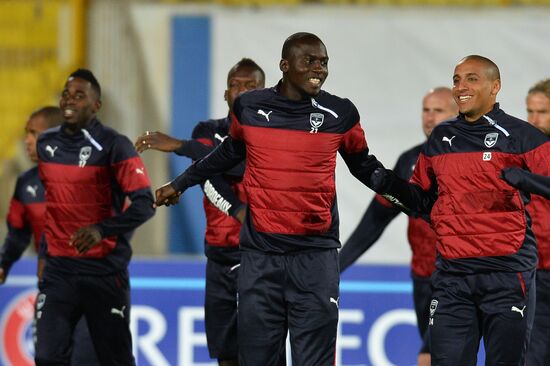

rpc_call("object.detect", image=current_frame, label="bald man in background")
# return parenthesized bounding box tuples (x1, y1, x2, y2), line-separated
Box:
(339, 87, 458, 366)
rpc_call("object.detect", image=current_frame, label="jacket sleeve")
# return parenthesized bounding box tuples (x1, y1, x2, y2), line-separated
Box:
(371, 152, 437, 215)
(1, 184, 33, 275)
(339, 196, 400, 272)
(501, 167, 550, 200)
(171, 126, 247, 193)
(174, 139, 215, 160)
(338, 122, 384, 188)
(93, 135, 155, 238)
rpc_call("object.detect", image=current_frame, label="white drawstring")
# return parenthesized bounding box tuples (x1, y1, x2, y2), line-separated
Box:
(81, 128, 103, 151)
(311, 98, 338, 118)
(483, 115, 510, 137)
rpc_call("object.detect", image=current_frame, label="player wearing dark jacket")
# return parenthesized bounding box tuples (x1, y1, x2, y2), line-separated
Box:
(34, 69, 154, 366)
(154, 33, 383, 366)
(500, 78, 550, 366)
(339, 87, 457, 366)
(0, 106, 100, 366)
(1, 167, 45, 275)
(136, 59, 275, 366)
(372, 56, 550, 366)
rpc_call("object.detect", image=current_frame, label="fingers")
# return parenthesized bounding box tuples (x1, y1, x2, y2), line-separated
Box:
(154, 185, 180, 208)
(134, 131, 155, 153)
(69, 227, 102, 254)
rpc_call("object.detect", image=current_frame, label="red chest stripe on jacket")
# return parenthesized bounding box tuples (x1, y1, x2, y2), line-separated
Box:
(241, 125, 342, 235)
(203, 181, 246, 247)
(414, 151, 526, 259)
(112, 156, 151, 193)
(407, 217, 436, 277)
(26, 202, 46, 251)
(527, 196, 550, 269)
(39, 162, 116, 257)
(229, 113, 243, 140)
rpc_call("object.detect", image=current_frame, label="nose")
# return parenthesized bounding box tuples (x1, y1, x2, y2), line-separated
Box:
(311, 60, 326, 72)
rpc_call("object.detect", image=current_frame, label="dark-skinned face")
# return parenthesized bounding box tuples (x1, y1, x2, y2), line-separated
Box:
(280, 38, 328, 101)
(224, 66, 265, 113)
(59, 77, 101, 128)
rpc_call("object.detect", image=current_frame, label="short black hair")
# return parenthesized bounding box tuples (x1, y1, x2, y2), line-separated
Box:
(281, 32, 324, 59)
(30, 106, 63, 128)
(69, 68, 101, 97)
(459, 55, 501, 81)
(227, 58, 266, 86)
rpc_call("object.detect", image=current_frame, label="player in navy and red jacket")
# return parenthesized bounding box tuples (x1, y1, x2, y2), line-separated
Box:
(154, 33, 383, 366)
(34, 69, 155, 366)
(0, 106, 100, 366)
(338, 87, 458, 366)
(135, 59, 271, 366)
(500, 78, 550, 366)
(372, 56, 550, 366)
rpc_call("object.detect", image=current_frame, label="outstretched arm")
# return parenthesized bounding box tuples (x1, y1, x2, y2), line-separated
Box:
(155, 136, 246, 207)
(501, 167, 550, 200)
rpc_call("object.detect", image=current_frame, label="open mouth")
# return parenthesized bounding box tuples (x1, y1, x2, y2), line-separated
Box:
(309, 77, 322, 87)
(458, 95, 472, 103)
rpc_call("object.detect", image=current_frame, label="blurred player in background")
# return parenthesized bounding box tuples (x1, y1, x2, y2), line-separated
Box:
(0, 106, 100, 365)
(523, 78, 550, 366)
(136, 58, 273, 366)
(34, 69, 155, 366)
(339, 87, 457, 366)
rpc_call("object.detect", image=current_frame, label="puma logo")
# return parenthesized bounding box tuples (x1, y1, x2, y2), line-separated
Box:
(214, 133, 228, 143)
(257, 109, 272, 122)
(442, 136, 455, 147)
(45, 145, 58, 157)
(26, 185, 38, 198)
(330, 297, 339, 308)
(511, 305, 526, 318)
(111, 306, 126, 319)
(135, 167, 144, 175)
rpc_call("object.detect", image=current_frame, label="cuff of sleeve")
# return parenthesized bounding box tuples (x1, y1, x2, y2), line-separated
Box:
(173, 140, 190, 156)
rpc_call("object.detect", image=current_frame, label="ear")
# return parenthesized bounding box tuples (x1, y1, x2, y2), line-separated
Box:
(94, 99, 102, 112)
(491, 79, 501, 96)
(279, 59, 288, 73)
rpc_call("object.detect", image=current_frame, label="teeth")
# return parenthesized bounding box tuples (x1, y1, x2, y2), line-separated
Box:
(64, 109, 74, 117)
(459, 96, 472, 102)
(309, 78, 321, 86)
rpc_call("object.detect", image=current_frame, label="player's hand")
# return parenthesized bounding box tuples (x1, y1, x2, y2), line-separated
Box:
(500, 167, 523, 189)
(369, 167, 394, 194)
(135, 131, 184, 153)
(0, 268, 6, 284)
(235, 206, 247, 224)
(69, 226, 102, 254)
(154, 183, 181, 208)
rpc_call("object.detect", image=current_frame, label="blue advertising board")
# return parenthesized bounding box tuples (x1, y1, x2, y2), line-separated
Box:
(0, 257, 437, 366)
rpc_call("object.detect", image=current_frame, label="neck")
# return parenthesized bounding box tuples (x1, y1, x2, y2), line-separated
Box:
(63, 117, 94, 134)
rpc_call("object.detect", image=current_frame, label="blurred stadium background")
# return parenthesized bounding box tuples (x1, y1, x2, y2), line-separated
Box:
(0, 1, 549, 364)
